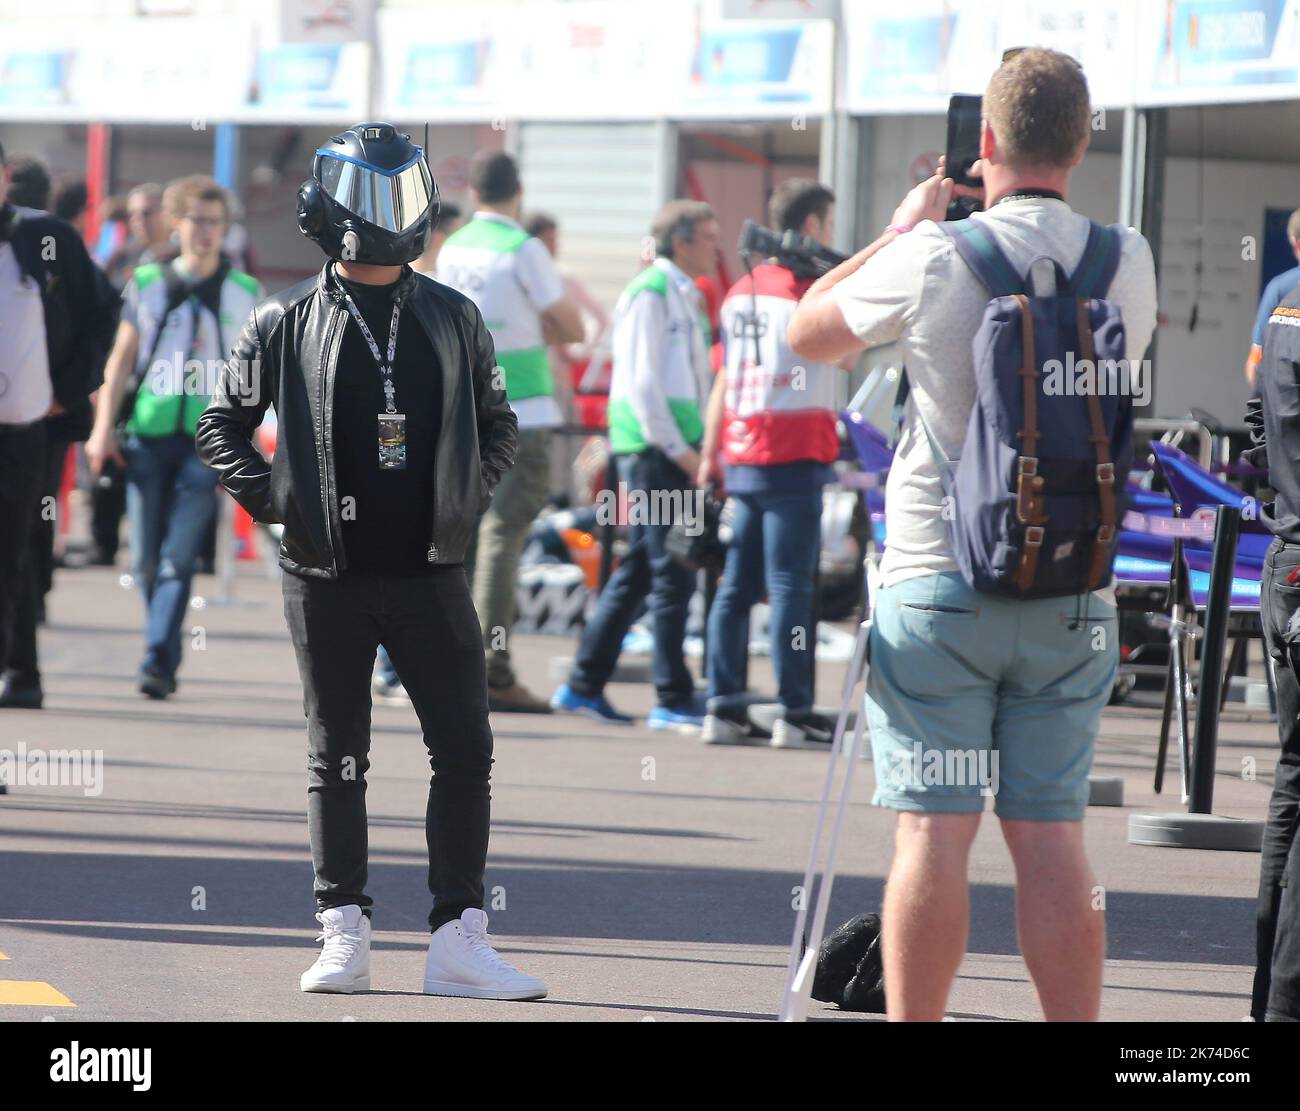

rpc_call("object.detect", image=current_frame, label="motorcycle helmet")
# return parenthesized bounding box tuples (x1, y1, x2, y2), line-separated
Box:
(297, 122, 438, 266)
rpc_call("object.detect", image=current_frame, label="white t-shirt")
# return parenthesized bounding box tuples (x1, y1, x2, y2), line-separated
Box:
(832, 198, 1158, 589)
(0, 241, 53, 425)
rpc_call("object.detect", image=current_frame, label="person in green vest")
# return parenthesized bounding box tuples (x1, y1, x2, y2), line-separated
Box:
(87, 175, 262, 699)
(551, 199, 721, 730)
(437, 152, 584, 713)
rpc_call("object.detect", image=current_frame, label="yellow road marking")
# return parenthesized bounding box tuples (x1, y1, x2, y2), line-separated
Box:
(0, 980, 75, 1006)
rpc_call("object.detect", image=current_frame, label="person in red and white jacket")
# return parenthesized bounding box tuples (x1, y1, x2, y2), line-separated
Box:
(698, 179, 845, 748)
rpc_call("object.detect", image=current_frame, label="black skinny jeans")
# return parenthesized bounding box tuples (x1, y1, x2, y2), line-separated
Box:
(0, 422, 45, 679)
(1255, 538, 1300, 1021)
(282, 567, 493, 932)
(6, 435, 70, 685)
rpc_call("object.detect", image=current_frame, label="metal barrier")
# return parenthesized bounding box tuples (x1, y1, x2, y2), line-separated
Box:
(1134, 418, 1214, 471)
(1129, 505, 1264, 851)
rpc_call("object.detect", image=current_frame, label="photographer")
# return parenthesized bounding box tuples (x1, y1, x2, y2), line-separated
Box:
(788, 48, 1157, 1020)
(699, 179, 845, 747)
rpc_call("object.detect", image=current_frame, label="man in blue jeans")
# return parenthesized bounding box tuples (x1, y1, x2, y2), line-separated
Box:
(89, 176, 262, 698)
(789, 49, 1156, 1020)
(698, 179, 843, 748)
(551, 200, 720, 731)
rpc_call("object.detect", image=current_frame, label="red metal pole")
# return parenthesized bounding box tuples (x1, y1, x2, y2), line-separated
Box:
(84, 122, 110, 245)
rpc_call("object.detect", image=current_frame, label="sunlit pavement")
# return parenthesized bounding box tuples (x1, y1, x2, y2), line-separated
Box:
(0, 563, 1271, 1022)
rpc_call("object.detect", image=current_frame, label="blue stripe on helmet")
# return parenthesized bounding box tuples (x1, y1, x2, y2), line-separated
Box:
(314, 148, 426, 177)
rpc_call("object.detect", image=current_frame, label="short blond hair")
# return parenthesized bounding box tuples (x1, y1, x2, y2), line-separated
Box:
(984, 47, 1090, 170)
(163, 174, 230, 224)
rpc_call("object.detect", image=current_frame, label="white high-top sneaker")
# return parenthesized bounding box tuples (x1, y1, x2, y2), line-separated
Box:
(423, 909, 547, 1000)
(300, 905, 371, 994)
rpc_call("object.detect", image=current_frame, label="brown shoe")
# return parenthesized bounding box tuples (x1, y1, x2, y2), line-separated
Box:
(487, 682, 553, 714)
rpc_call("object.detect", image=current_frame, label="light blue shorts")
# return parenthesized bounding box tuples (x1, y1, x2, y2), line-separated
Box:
(864, 572, 1117, 821)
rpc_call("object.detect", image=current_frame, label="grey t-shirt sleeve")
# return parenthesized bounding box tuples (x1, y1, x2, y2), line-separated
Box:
(829, 227, 934, 349)
(118, 275, 142, 331)
(1109, 228, 1159, 366)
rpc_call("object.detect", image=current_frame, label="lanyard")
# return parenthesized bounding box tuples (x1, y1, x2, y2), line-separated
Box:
(339, 286, 402, 414)
(995, 188, 1065, 206)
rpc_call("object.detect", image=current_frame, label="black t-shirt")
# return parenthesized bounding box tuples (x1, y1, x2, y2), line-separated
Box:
(333, 275, 442, 576)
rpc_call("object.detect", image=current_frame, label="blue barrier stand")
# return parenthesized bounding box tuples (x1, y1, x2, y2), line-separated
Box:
(213, 123, 239, 190)
(1190, 505, 1240, 813)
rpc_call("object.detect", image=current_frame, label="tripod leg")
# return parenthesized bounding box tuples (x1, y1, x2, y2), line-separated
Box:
(781, 685, 872, 1021)
(780, 619, 869, 1011)
(1154, 649, 1175, 794)
(1173, 633, 1192, 802)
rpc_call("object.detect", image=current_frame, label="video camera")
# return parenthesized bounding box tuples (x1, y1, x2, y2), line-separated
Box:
(738, 219, 846, 281)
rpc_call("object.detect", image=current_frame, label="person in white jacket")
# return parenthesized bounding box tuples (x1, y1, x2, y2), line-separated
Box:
(552, 199, 720, 730)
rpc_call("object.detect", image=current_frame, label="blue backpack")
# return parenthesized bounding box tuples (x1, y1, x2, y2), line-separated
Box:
(904, 218, 1133, 599)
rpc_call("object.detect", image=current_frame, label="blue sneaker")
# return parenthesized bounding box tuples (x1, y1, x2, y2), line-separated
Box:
(550, 684, 634, 725)
(647, 704, 705, 734)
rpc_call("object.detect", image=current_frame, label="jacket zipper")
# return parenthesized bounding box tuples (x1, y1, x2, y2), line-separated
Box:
(419, 308, 442, 564)
(319, 306, 343, 573)
(173, 297, 198, 437)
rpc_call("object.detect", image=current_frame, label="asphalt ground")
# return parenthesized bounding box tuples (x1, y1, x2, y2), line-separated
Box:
(0, 561, 1277, 1023)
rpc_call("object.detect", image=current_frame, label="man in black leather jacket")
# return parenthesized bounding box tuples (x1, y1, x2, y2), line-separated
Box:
(196, 261, 516, 576)
(196, 124, 545, 1000)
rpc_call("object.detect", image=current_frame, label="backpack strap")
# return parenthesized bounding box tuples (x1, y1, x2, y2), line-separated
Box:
(116, 261, 196, 431)
(4, 206, 47, 292)
(144, 262, 193, 367)
(889, 369, 910, 450)
(939, 220, 1024, 297)
(1070, 222, 1122, 300)
(1011, 294, 1047, 592)
(1078, 298, 1117, 589)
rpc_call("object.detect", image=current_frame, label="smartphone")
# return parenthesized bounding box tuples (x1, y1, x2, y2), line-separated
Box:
(944, 93, 984, 221)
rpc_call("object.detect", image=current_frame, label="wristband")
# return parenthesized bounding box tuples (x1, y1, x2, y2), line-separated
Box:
(884, 223, 913, 235)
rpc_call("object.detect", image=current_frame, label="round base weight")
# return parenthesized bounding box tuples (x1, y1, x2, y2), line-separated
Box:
(1128, 812, 1264, 852)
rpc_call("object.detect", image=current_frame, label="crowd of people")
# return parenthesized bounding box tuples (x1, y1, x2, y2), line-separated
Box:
(0, 45, 1296, 1020)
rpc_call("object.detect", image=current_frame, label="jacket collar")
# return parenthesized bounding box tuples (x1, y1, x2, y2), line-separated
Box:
(471, 210, 522, 230)
(654, 256, 702, 306)
(318, 260, 420, 307)
(0, 202, 21, 243)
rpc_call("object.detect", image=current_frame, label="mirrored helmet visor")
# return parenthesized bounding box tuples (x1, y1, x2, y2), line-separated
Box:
(315, 150, 433, 234)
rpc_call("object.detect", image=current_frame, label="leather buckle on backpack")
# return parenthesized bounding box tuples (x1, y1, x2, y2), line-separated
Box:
(1096, 462, 1115, 485)
(1025, 526, 1045, 547)
(1019, 456, 1038, 475)
(1096, 524, 1115, 544)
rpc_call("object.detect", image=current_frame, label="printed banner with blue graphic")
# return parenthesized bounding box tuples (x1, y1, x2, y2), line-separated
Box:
(1139, 0, 1300, 104)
